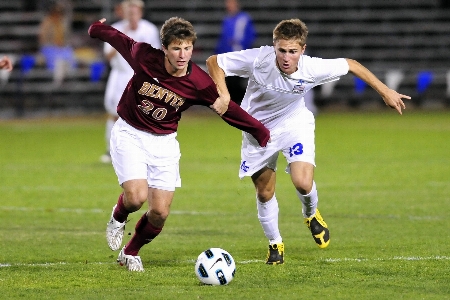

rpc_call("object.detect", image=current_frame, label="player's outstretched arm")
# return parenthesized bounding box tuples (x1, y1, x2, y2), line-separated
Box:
(346, 58, 411, 115)
(0, 56, 13, 71)
(206, 55, 231, 116)
(88, 18, 142, 71)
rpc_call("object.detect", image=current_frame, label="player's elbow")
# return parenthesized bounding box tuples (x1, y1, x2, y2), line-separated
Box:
(206, 55, 218, 70)
(346, 58, 363, 74)
(206, 55, 217, 64)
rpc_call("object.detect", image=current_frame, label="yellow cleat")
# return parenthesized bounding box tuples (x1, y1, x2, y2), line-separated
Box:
(304, 209, 330, 249)
(266, 242, 284, 265)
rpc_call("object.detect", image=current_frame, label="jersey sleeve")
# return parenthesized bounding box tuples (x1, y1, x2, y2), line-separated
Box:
(216, 48, 261, 78)
(103, 21, 121, 55)
(222, 101, 270, 147)
(89, 21, 144, 71)
(198, 81, 270, 147)
(306, 57, 350, 86)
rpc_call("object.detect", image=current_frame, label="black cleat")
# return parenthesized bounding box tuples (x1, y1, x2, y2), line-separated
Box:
(265, 242, 284, 265)
(304, 209, 330, 249)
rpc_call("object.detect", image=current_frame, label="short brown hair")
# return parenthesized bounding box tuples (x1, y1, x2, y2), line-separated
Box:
(160, 17, 197, 48)
(273, 19, 308, 46)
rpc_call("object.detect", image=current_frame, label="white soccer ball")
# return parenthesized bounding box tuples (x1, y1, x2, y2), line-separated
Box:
(194, 248, 236, 285)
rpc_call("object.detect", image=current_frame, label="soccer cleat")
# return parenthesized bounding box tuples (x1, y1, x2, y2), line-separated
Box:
(106, 205, 126, 251)
(117, 247, 144, 272)
(266, 242, 284, 265)
(304, 209, 330, 249)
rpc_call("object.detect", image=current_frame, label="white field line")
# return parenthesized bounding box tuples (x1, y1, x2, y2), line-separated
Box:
(0, 262, 111, 268)
(1, 256, 449, 268)
(0, 206, 104, 214)
(324, 256, 450, 262)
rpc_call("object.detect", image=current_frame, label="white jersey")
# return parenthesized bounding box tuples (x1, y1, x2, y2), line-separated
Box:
(217, 46, 349, 129)
(104, 19, 161, 115)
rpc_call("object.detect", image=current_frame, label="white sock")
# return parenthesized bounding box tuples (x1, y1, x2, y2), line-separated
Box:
(257, 195, 282, 244)
(105, 118, 115, 152)
(296, 181, 318, 218)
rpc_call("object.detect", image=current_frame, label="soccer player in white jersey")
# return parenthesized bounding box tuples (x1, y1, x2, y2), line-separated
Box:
(206, 18, 410, 264)
(100, 0, 161, 163)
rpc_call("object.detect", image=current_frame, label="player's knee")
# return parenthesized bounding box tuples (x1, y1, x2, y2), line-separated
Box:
(293, 178, 313, 195)
(256, 187, 275, 203)
(123, 189, 147, 211)
(147, 208, 169, 227)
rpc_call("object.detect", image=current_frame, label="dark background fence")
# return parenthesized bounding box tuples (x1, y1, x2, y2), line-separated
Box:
(1, 0, 449, 118)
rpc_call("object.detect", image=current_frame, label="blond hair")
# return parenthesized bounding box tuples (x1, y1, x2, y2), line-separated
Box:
(273, 19, 308, 46)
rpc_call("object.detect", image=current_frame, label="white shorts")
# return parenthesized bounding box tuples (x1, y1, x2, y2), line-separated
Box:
(110, 118, 181, 191)
(239, 109, 315, 178)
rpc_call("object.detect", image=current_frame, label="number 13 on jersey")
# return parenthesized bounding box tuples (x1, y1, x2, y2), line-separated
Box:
(289, 142, 303, 157)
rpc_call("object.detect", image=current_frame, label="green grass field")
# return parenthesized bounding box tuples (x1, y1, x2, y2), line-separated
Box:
(0, 109, 449, 299)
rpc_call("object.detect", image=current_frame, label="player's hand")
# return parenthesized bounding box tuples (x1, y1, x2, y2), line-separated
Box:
(210, 87, 230, 116)
(99, 18, 106, 23)
(382, 89, 411, 115)
(0, 56, 13, 71)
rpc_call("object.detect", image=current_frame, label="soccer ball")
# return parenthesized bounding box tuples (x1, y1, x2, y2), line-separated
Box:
(194, 248, 236, 285)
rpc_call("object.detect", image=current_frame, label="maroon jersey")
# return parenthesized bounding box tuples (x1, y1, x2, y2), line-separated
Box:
(88, 22, 269, 147)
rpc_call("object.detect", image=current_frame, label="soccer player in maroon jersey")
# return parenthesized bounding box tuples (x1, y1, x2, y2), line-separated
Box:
(88, 17, 270, 271)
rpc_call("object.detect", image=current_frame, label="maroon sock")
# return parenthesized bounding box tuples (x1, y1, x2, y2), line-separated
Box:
(113, 193, 129, 223)
(125, 213, 162, 256)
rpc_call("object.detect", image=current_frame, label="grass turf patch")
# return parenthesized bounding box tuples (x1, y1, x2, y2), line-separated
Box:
(0, 110, 449, 299)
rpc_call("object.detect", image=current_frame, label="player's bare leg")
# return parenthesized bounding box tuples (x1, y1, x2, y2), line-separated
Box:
(118, 187, 174, 271)
(106, 179, 147, 250)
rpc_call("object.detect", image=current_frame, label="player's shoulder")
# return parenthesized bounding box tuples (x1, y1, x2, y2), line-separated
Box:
(188, 63, 215, 89)
(254, 45, 275, 68)
(301, 55, 347, 70)
(142, 44, 164, 58)
(300, 54, 317, 65)
(131, 41, 163, 65)
(298, 55, 327, 76)
(258, 45, 274, 56)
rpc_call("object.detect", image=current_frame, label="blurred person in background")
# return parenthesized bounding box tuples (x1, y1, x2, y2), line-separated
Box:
(38, 1, 76, 72)
(0, 56, 13, 71)
(100, 0, 161, 163)
(215, 0, 256, 105)
(207, 18, 410, 265)
(112, 1, 125, 23)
